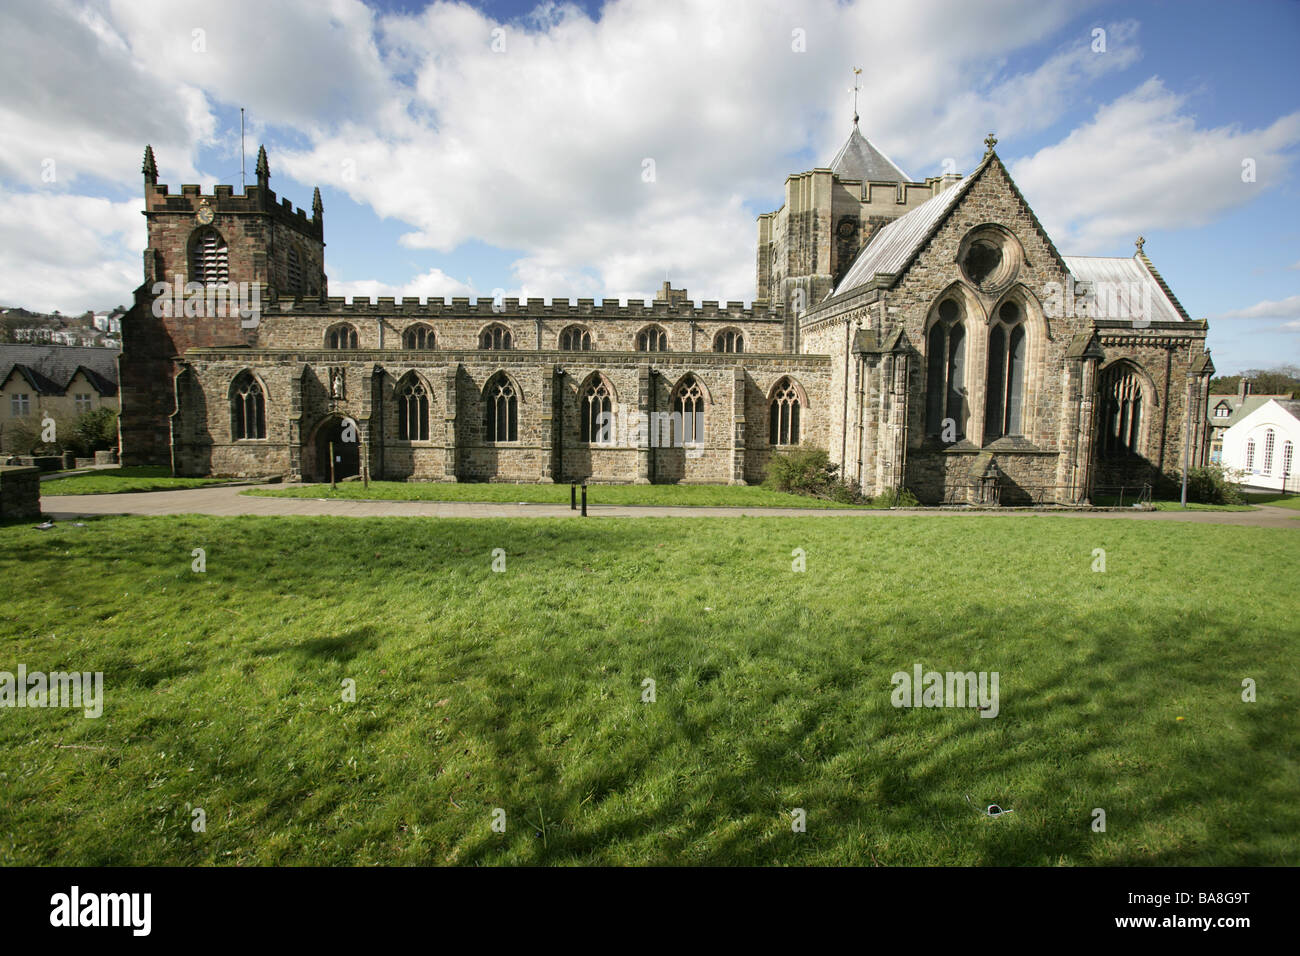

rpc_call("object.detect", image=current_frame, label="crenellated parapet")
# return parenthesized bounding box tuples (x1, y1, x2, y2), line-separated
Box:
(267, 296, 782, 319)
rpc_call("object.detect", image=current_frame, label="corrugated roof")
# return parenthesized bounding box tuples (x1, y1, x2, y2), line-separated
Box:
(831, 173, 974, 296)
(829, 125, 910, 183)
(1062, 255, 1188, 323)
(0, 345, 119, 396)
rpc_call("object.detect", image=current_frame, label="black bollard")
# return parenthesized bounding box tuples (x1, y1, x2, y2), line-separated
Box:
(571, 483, 576, 510)
(581, 483, 587, 517)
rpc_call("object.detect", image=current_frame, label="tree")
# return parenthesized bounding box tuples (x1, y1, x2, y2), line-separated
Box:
(1210, 364, 1300, 395)
(70, 407, 119, 455)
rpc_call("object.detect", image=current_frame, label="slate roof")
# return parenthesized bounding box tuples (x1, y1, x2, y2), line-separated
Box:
(0, 345, 119, 396)
(1062, 255, 1189, 323)
(1206, 394, 1294, 428)
(829, 125, 911, 183)
(831, 168, 978, 295)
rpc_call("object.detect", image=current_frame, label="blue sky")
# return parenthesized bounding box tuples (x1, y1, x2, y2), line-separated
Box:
(0, 0, 1297, 374)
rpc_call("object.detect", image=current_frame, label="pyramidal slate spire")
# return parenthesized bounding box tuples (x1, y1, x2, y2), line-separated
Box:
(828, 125, 910, 184)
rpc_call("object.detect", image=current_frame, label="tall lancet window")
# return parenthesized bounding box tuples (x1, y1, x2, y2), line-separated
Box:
(672, 375, 705, 445)
(984, 300, 1027, 440)
(925, 298, 967, 439)
(230, 372, 265, 440)
(1099, 364, 1145, 458)
(580, 376, 614, 443)
(484, 373, 518, 442)
(397, 375, 429, 441)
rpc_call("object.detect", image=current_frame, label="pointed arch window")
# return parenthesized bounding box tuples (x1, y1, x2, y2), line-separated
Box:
(925, 299, 967, 439)
(1099, 364, 1145, 458)
(1246, 438, 1256, 471)
(190, 228, 229, 286)
(484, 374, 518, 442)
(769, 377, 801, 445)
(1262, 429, 1275, 474)
(231, 372, 265, 440)
(580, 376, 614, 443)
(637, 325, 668, 352)
(480, 324, 512, 350)
(984, 300, 1027, 440)
(560, 326, 592, 351)
(1282, 440, 1294, 480)
(402, 324, 434, 349)
(672, 375, 705, 445)
(397, 375, 429, 441)
(714, 329, 744, 353)
(326, 324, 358, 349)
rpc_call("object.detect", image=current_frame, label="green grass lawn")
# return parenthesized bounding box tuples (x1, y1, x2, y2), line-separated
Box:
(1245, 491, 1300, 511)
(0, 515, 1296, 865)
(1089, 494, 1254, 512)
(245, 480, 884, 509)
(41, 466, 236, 496)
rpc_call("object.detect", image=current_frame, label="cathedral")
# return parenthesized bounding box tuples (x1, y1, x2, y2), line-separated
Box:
(118, 119, 1214, 504)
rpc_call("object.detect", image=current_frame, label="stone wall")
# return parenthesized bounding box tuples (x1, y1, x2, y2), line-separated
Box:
(174, 350, 833, 485)
(0, 465, 40, 519)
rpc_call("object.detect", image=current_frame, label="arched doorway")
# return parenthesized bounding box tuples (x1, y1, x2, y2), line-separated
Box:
(310, 415, 360, 482)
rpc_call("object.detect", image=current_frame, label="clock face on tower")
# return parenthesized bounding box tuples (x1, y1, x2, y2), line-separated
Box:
(195, 201, 214, 225)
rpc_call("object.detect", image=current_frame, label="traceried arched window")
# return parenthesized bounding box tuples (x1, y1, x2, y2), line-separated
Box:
(286, 246, 303, 294)
(402, 324, 434, 349)
(397, 374, 429, 441)
(769, 377, 801, 445)
(230, 372, 265, 440)
(480, 324, 512, 350)
(1099, 364, 1145, 458)
(925, 298, 967, 439)
(326, 324, 358, 349)
(985, 300, 1027, 440)
(189, 228, 229, 286)
(560, 325, 592, 351)
(672, 375, 705, 445)
(484, 373, 518, 442)
(579, 376, 613, 443)
(714, 329, 744, 354)
(637, 325, 668, 352)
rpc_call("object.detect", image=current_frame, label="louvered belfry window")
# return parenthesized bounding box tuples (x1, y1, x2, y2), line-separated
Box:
(287, 247, 303, 293)
(190, 228, 229, 286)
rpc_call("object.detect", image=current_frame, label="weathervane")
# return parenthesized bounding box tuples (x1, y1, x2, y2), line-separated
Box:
(849, 67, 862, 126)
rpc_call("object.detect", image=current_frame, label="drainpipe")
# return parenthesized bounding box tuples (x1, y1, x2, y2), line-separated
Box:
(841, 318, 851, 468)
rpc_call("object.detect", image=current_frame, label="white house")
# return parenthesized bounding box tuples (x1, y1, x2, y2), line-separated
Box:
(1221, 399, 1299, 492)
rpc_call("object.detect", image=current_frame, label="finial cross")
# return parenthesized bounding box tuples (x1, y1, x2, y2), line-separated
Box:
(1135, 235, 1145, 253)
(984, 132, 998, 153)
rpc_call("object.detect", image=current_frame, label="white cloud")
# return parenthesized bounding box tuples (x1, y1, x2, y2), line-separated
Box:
(266, 0, 1143, 301)
(1011, 77, 1300, 252)
(1217, 294, 1300, 321)
(3, 0, 1292, 319)
(0, 0, 212, 188)
(328, 267, 475, 302)
(0, 191, 142, 312)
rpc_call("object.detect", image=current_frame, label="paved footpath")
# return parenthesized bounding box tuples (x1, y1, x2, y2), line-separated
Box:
(36, 484, 1300, 529)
